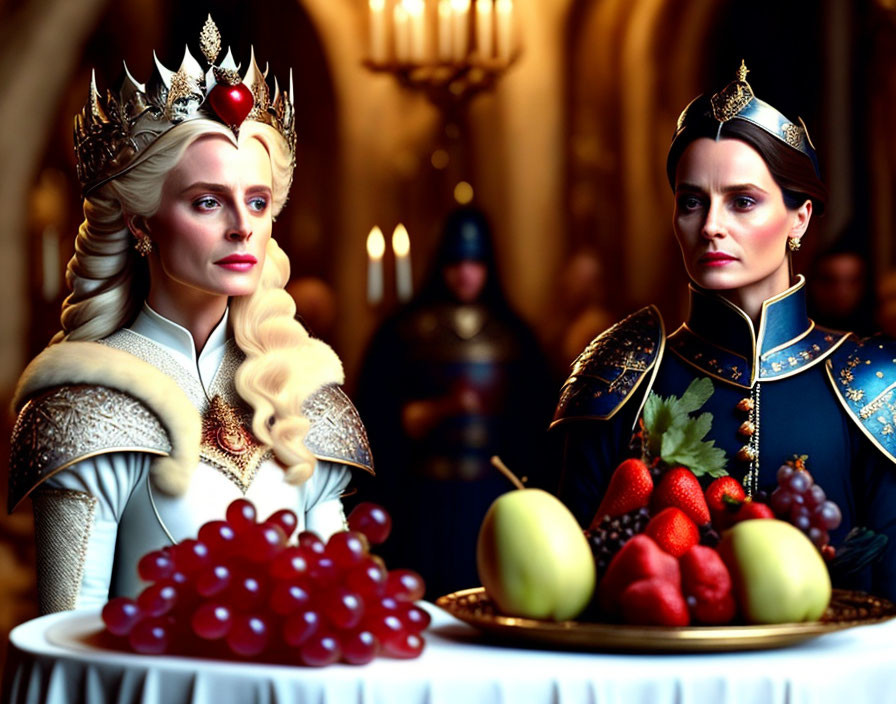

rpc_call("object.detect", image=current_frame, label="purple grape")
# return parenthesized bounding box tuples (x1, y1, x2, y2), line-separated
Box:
(787, 472, 811, 494)
(776, 464, 795, 485)
(770, 488, 793, 516)
(808, 526, 829, 549)
(815, 501, 842, 530)
(805, 484, 826, 509)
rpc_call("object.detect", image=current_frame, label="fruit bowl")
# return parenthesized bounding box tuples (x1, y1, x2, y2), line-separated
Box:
(435, 588, 896, 653)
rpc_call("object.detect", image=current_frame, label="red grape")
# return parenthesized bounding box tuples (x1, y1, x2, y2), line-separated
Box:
(102, 597, 142, 636)
(309, 555, 339, 586)
(345, 557, 388, 599)
(137, 550, 174, 582)
(340, 629, 379, 665)
(383, 631, 425, 659)
(129, 617, 171, 654)
(137, 580, 180, 617)
(198, 520, 238, 558)
(300, 632, 341, 667)
(226, 499, 257, 530)
(226, 573, 267, 611)
(268, 547, 311, 581)
(398, 604, 432, 632)
(269, 581, 312, 616)
(282, 608, 321, 647)
(365, 612, 405, 647)
(191, 603, 233, 640)
(195, 564, 232, 597)
(347, 503, 392, 545)
(241, 523, 287, 563)
(385, 569, 425, 602)
(320, 586, 364, 630)
(170, 539, 211, 574)
(298, 531, 326, 555)
(227, 614, 270, 657)
(265, 509, 298, 539)
(326, 531, 369, 570)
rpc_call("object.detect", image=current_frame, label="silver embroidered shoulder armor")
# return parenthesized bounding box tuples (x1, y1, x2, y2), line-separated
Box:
(551, 306, 665, 427)
(9, 385, 171, 511)
(826, 335, 896, 465)
(303, 384, 374, 475)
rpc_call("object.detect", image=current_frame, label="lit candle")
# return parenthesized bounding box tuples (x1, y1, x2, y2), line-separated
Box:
(496, 0, 513, 61)
(392, 224, 413, 302)
(367, 226, 385, 305)
(393, 3, 411, 64)
(405, 0, 427, 64)
(438, 0, 453, 62)
(368, 0, 388, 64)
(476, 0, 494, 59)
(451, 0, 471, 62)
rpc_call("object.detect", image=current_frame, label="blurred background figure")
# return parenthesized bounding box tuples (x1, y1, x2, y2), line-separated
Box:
(542, 247, 614, 384)
(807, 227, 877, 335)
(355, 207, 554, 599)
(877, 270, 896, 338)
(286, 276, 338, 344)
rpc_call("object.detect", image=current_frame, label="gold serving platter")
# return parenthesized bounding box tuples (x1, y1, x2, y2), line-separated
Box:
(435, 587, 896, 653)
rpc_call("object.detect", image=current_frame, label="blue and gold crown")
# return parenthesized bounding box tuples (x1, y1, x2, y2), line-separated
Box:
(671, 61, 819, 176)
(74, 15, 296, 195)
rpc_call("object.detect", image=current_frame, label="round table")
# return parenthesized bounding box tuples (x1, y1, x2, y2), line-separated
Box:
(4, 601, 896, 704)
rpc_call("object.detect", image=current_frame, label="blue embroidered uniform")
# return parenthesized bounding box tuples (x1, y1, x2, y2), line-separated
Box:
(553, 276, 896, 600)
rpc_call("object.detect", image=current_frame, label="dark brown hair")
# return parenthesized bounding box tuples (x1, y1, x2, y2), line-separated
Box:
(666, 117, 828, 215)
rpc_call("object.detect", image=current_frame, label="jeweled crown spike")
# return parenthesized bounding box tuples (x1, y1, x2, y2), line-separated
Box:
(74, 15, 296, 195)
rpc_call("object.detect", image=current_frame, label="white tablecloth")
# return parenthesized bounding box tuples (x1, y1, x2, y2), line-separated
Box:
(4, 602, 896, 704)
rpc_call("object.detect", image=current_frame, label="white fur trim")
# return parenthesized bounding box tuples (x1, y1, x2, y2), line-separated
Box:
(12, 342, 200, 495)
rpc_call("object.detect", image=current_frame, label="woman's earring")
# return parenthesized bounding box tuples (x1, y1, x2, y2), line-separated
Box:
(787, 237, 801, 252)
(135, 235, 153, 257)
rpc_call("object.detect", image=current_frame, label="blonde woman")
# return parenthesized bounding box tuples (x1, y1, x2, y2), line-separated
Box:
(8, 19, 371, 614)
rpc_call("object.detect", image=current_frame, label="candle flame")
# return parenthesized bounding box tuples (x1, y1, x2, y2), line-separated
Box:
(403, 0, 424, 13)
(367, 226, 386, 259)
(369, 0, 385, 10)
(451, 0, 471, 11)
(392, 224, 411, 257)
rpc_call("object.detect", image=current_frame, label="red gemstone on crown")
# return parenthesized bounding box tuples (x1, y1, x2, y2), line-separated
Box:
(208, 82, 254, 129)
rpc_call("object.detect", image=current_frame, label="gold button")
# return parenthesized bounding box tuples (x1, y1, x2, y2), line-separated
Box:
(737, 445, 756, 462)
(738, 421, 755, 437)
(736, 398, 754, 412)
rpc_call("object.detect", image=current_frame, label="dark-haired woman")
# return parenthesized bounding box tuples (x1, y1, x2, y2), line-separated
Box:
(552, 63, 896, 600)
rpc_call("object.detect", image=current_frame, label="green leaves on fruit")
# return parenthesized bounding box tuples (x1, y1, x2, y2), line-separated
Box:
(642, 377, 727, 478)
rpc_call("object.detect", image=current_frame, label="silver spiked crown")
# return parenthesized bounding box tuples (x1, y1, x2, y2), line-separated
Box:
(74, 15, 296, 195)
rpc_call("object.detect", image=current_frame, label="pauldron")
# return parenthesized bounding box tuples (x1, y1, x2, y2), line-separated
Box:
(303, 384, 374, 475)
(827, 336, 896, 464)
(551, 306, 664, 427)
(9, 385, 171, 511)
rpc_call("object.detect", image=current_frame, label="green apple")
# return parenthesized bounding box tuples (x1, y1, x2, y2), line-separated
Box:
(718, 518, 831, 624)
(476, 489, 596, 621)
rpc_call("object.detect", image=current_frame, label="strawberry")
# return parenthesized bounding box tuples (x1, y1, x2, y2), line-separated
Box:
(652, 466, 710, 525)
(644, 507, 699, 558)
(730, 499, 775, 525)
(590, 458, 653, 528)
(679, 545, 737, 624)
(704, 476, 746, 531)
(619, 577, 690, 627)
(598, 534, 680, 617)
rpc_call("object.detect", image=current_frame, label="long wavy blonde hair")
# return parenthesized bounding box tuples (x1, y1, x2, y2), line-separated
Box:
(56, 119, 321, 484)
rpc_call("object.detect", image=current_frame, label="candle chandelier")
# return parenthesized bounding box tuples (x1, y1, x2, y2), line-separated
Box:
(365, 0, 520, 104)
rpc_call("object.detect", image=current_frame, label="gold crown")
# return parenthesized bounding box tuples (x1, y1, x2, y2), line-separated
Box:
(74, 16, 295, 195)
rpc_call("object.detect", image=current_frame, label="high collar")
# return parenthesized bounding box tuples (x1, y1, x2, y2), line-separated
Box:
(128, 303, 231, 392)
(668, 275, 849, 388)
